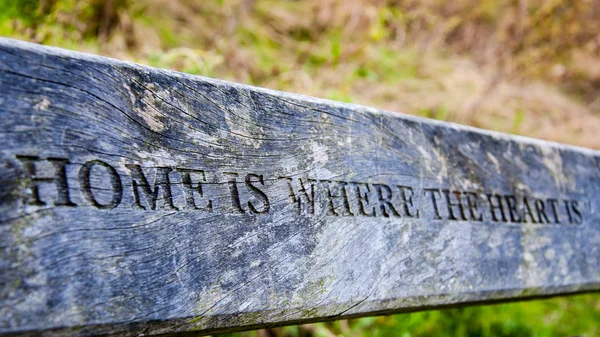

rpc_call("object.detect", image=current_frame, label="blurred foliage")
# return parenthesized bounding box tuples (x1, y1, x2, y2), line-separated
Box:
(218, 293, 600, 337)
(2, 1, 600, 336)
(3, 0, 600, 148)
(3, 0, 600, 82)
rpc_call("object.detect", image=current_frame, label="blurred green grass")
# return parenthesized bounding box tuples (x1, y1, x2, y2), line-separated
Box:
(2, 1, 599, 336)
(218, 293, 600, 337)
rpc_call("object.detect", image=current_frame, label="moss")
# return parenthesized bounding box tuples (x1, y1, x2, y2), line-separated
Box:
(300, 308, 318, 319)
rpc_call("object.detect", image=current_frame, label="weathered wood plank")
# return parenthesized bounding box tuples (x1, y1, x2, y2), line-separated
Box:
(0, 38, 598, 336)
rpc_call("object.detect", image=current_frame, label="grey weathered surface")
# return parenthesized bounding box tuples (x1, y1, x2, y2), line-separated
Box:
(0, 37, 599, 336)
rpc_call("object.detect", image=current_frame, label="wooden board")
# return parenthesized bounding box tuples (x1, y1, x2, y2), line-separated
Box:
(0, 38, 599, 336)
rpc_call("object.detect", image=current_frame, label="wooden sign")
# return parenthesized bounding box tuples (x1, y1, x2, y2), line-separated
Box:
(0, 38, 599, 336)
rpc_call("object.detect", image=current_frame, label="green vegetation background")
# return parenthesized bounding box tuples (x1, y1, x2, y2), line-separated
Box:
(2, 0, 599, 336)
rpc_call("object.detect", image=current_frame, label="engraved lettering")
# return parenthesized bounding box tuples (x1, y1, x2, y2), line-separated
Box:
(126, 165, 178, 210)
(16, 155, 76, 207)
(548, 199, 560, 223)
(223, 172, 245, 214)
(78, 160, 122, 209)
(521, 197, 538, 224)
(245, 173, 270, 214)
(11, 154, 587, 223)
(423, 189, 442, 220)
(505, 195, 521, 223)
(534, 199, 549, 224)
(443, 189, 467, 221)
(353, 182, 375, 217)
(396, 185, 419, 218)
(177, 168, 213, 212)
(464, 192, 483, 221)
(487, 194, 507, 222)
(279, 177, 316, 215)
(321, 180, 354, 216)
(570, 200, 583, 224)
(564, 199, 573, 223)
(321, 180, 341, 216)
(373, 183, 400, 217)
(340, 181, 355, 216)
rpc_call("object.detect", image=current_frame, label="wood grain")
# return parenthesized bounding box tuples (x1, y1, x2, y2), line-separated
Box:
(0, 38, 599, 336)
